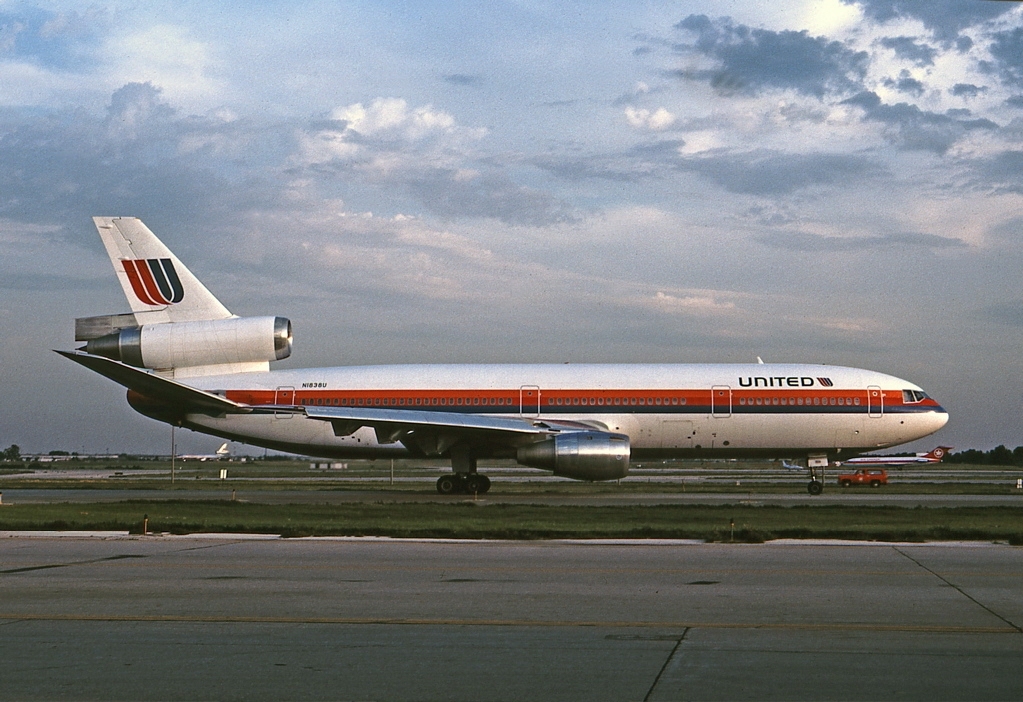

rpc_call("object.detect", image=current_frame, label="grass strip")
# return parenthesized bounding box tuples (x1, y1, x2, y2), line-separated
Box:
(0, 500, 1021, 543)
(3, 479, 1021, 495)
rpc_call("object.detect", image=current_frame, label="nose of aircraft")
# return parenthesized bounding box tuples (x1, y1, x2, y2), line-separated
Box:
(917, 399, 949, 437)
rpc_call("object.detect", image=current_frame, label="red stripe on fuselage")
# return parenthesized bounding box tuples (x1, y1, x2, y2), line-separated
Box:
(222, 388, 929, 411)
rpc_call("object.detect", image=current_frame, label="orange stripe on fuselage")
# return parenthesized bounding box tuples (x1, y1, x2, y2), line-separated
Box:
(223, 388, 923, 410)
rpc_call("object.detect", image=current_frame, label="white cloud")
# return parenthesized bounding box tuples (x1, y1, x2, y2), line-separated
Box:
(649, 290, 737, 315)
(106, 24, 223, 110)
(625, 106, 677, 130)
(901, 192, 1023, 248)
(332, 98, 457, 139)
(0, 60, 97, 108)
(792, 315, 878, 333)
(297, 97, 485, 169)
(795, 0, 862, 35)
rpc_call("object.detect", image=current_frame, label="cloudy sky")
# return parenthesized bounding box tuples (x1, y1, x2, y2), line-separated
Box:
(2, 0, 1022, 455)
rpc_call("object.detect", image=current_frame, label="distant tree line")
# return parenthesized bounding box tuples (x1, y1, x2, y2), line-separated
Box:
(1, 446, 77, 461)
(947, 446, 1023, 467)
(4, 441, 1021, 466)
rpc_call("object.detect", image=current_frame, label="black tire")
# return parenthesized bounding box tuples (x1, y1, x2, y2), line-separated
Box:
(465, 474, 483, 494)
(870, 480, 881, 488)
(437, 475, 458, 495)
(807, 480, 823, 496)
(479, 475, 491, 494)
(840, 480, 851, 487)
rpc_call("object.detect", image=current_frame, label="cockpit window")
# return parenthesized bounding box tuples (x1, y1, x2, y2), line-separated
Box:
(902, 390, 929, 403)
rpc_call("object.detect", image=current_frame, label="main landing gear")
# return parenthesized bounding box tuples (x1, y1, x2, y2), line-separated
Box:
(436, 445, 492, 495)
(436, 473, 492, 495)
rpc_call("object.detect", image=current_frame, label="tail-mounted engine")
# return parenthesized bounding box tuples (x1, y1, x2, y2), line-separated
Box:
(517, 431, 630, 481)
(80, 316, 292, 372)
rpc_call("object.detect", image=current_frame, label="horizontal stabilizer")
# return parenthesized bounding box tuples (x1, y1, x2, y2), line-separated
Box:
(55, 350, 248, 414)
(75, 313, 140, 342)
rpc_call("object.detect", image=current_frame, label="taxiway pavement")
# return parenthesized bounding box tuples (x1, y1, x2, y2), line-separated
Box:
(3, 486, 1022, 507)
(1, 535, 1021, 700)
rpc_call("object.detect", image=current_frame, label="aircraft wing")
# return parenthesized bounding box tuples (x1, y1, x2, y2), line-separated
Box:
(301, 406, 601, 453)
(55, 350, 249, 415)
(304, 406, 550, 435)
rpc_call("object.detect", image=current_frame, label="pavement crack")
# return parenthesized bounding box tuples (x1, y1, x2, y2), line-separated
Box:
(0, 554, 146, 575)
(170, 541, 249, 554)
(643, 627, 689, 702)
(893, 546, 1022, 634)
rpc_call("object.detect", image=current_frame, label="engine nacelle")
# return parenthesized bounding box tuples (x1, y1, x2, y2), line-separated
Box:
(85, 316, 292, 370)
(516, 431, 630, 481)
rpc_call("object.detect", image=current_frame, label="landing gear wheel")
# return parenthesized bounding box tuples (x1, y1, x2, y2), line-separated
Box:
(465, 474, 483, 494)
(437, 475, 458, 495)
(464, 474, 492, 494)
(807, 480, 824, 496)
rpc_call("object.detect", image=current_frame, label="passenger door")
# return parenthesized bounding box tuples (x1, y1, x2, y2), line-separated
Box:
(519, 385, 541, 418)
(274, 386, 295, 419)
(867, 386, 883, 418)
(711, 386, 732, 418)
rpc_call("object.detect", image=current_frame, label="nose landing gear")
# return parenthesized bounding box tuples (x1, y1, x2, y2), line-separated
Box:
(806, 454, 828, 495)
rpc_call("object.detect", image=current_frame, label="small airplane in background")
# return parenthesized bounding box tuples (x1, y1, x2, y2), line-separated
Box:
(835, 446, 952, 467)
(178, 443, 231, 461)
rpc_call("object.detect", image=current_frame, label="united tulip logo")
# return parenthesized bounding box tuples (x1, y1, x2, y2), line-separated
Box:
(121, 258, 184, 305)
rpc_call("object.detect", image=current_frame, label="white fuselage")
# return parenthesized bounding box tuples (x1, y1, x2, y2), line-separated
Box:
(152, 362, 948, 460)
(843, 456, 938, 466)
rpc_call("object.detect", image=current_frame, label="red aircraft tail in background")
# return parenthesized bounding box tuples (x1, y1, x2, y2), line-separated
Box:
(843, 446, 953, 466)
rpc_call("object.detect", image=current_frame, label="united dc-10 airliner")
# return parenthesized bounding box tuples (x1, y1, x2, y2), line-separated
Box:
(60, 217, 948, 495)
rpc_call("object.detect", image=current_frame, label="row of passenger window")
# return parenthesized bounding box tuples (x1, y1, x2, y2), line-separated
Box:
(300, 397, 517, 407)
(738, 396, 861, 406)
(547, 397, 686, 406)
(298, 395, 863, 408)
(298, 396, 692, 407)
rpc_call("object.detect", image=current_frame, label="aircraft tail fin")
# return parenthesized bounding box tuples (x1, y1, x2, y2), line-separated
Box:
(216, 443, 230, 456)
(93, 217, 233, 324)
(923, 446, 953, 461)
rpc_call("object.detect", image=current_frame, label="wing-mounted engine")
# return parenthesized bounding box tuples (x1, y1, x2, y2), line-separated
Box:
(77, 315, 292, 376)
(517, 431, 630, 481)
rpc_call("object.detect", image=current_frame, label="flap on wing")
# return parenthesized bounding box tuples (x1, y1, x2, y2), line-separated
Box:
(303, 406, 556, 437)
(56, 350, 248, 414)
